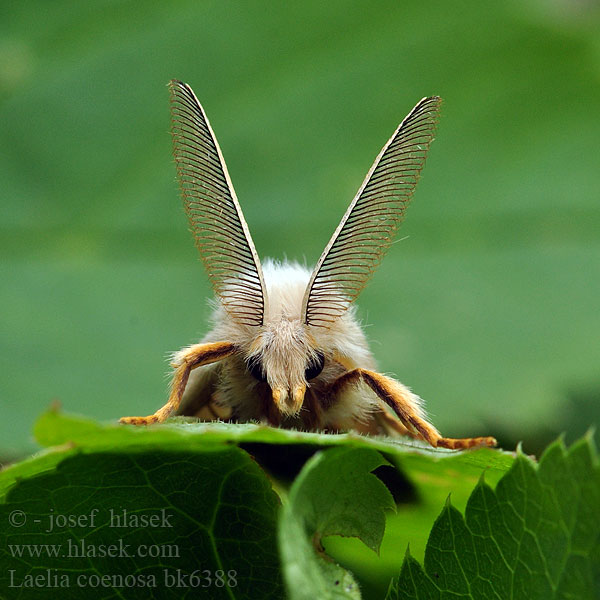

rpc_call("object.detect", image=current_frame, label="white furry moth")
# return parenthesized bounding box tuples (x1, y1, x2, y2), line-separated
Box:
(120, 80, 496, 450)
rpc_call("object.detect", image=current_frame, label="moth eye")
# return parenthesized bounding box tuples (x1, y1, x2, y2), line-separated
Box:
(304, 351, 325, 381)
(247, 357, 267, 382)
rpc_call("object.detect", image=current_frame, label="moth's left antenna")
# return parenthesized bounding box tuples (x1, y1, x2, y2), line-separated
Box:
(169, 80, 266, 326)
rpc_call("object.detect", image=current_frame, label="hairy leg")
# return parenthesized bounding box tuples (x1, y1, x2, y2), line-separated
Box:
(373, 405, 417, 438)
(328, 368, 496, 449)
(120, 341, 236, 425)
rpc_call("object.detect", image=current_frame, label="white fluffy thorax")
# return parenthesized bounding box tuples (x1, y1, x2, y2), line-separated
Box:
(206, 259, 375, 372)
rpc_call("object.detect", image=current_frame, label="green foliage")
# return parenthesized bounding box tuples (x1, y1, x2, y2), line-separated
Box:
(0, 412, 515, 599)
(387, 434, 600, 600)
(0, 445, 283, 599)
(280, 448, 393, 599)
(2, 413, 598, 598)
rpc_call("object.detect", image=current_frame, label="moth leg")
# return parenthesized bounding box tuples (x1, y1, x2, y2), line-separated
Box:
(193, 399, 232, 422)
(301, 387, 323, 430)
(120, 341, 236, 426)
(328, 369, 497, 449)
(373, 404, 417, 438)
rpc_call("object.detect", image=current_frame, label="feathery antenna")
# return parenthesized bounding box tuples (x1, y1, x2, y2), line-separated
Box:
(302, 96, 442, 327)
(169, 80, 266, 326)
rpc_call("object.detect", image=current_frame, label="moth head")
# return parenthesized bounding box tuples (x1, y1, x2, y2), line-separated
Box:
(245, 320, 325, 416)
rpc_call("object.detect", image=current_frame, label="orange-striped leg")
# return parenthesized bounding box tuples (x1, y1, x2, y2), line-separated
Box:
(328, 368, 497, 449)
(373, 405, 417, 438)
(120, 341, 236, 425)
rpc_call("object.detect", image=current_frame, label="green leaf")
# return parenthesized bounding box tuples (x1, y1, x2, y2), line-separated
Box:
(387, 434, 600, 600)
(0, 429, 284, 598)
(279, 447, 394, 600)
(290, 447, 395, 553)
(318, 442, 513, 595)
(389, 549, 439, 600)
(0, 411, 516, 599)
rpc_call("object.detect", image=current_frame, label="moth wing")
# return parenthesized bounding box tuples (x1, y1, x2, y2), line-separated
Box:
(302, 96, 442, 326)
(169, 80, 266, 326)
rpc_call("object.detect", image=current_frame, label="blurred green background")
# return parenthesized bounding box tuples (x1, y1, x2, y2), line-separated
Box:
(1, 0, 599, 458)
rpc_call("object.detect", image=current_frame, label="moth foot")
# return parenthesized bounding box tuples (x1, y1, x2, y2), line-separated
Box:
(119, 415, 160, 426)
(437, 436, 497, 450)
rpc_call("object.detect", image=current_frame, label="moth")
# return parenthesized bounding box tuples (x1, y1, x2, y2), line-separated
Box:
(120, 80, 496, 450)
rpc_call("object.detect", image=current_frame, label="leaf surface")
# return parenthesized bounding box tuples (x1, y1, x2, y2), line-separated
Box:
(279, 447, 394, 600)
(387, 434, 600, 600)
(0, 411, 517, 599)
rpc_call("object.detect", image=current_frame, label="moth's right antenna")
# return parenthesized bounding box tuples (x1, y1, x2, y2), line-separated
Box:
(302, 96, 442, 327)
(169, 80, 267, 327)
